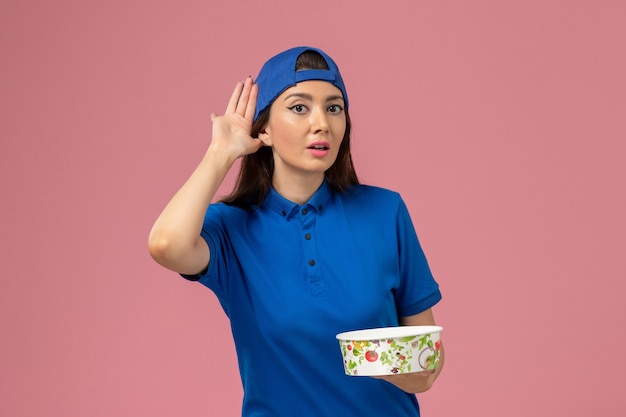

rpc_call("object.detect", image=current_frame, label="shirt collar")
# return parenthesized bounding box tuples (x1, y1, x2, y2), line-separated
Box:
(263, 179, 332, 220)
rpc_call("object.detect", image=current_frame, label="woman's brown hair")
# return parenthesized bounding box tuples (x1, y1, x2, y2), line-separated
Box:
(221, 50, 359, 208)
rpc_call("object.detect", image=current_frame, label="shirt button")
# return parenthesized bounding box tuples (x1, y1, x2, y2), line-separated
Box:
(281, 210, 286, 216)
(318, 205, 323, 211)
(308, 259, 315, 266)
(302, 208, 308, 215)
(305, 233, 311, 240)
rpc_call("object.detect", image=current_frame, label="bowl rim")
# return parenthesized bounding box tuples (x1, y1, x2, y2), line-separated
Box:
(336, 325, 443, 341)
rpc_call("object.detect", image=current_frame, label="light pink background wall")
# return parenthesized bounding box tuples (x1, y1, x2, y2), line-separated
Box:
(1, 1, 624, 416)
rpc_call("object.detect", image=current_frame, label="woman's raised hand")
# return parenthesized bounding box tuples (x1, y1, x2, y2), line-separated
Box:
(148, 78, 262, 275)
(209, 76, 263, 160)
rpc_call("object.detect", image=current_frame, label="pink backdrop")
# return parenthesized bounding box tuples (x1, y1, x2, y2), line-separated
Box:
(2, 0, 625, 416)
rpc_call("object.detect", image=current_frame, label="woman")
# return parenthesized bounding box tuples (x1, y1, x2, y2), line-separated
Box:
(149, 46, 444, 416)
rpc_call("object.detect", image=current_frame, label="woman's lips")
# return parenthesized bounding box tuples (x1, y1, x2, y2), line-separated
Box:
(307, 141, 330, 157)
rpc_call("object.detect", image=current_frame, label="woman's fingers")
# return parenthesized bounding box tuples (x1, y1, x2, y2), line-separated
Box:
(225, 77, 257, 120)
(225, 81, 244, 114)
(235, 77, 254, 115)
(244, 82, 258, 121)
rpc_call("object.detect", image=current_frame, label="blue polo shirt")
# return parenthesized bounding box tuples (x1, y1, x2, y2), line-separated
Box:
(187, 180, 441, 416)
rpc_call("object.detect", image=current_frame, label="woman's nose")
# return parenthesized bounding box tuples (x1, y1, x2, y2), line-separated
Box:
(310, 106, 329, 133)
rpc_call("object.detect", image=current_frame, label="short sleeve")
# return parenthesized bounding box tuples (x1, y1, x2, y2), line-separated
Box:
(178, 204, 232, 305)
(394, 198, 442, 317)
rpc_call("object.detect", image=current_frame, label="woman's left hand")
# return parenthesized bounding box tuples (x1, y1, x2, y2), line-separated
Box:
(373, 357, 443, 393)
(374, 309, 445, 393)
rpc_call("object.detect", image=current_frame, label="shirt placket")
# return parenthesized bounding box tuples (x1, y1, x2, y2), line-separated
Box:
(299, 204, 324, 296)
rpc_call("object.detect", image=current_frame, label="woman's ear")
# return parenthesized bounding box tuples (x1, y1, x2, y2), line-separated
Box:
(258, 128, 272, 146)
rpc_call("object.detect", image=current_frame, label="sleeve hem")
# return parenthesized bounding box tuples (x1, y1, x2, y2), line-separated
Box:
(179, 263, 209, 281)
(179, 234, 212, 282)
(398, 290, 442, 317)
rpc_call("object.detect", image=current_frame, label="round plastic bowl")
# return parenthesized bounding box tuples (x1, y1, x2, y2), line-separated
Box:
(336, 325, 443, 376)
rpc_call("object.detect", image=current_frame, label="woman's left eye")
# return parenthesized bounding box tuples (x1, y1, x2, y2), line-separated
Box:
(328, 104, 343, 113)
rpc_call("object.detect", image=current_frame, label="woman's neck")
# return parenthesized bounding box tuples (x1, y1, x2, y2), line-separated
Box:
(272, 172, 324, 205)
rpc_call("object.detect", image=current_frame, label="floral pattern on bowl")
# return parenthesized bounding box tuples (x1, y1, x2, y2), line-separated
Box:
(337, 326, 442, 376)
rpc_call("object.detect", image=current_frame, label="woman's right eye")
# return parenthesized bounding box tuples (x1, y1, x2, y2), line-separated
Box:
(288, 104, 307, 114)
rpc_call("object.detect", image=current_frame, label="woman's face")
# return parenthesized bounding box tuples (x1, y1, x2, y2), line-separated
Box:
(259, 80, 346, 183)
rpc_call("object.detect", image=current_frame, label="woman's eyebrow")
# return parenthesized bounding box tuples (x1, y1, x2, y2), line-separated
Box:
(283, 93, 344, 103)
(325, 95, 344, 102)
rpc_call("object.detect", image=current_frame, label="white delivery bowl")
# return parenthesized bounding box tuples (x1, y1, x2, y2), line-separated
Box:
(336, 325, 443, 376)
